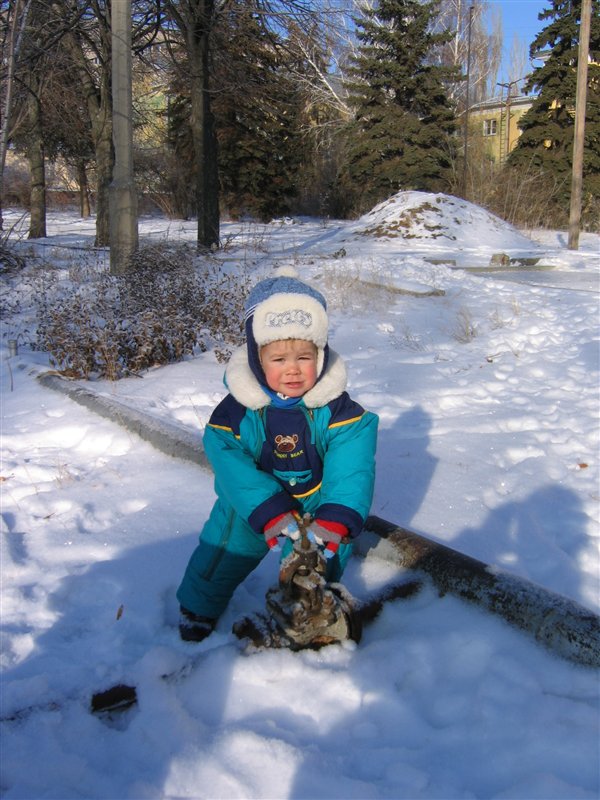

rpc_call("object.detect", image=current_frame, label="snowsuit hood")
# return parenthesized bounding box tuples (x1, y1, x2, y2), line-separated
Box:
(225, 345, 348, 411)
(243, 267, 331, 389)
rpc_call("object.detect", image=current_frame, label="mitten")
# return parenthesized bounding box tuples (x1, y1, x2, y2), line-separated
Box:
(307, 519, 348, 559)
(263, 511, 300, 550)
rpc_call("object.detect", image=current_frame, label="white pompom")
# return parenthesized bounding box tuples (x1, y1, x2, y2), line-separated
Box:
(273, 265, 299, 278)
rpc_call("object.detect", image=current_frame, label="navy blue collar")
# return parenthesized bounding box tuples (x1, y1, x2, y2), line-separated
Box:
(262, 386, 303, 408)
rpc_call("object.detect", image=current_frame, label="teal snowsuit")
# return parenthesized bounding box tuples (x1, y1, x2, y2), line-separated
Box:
(177, 347, 378, 620)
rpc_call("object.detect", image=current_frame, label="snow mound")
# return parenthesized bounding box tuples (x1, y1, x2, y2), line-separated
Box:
(347, 191, 539, 251)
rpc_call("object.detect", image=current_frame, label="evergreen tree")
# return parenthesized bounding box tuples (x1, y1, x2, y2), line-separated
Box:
(508, 0, 600, 227)
(159, 3, 307, 223)
(343, 0, 459, 212)
(213, 2, 305, 222)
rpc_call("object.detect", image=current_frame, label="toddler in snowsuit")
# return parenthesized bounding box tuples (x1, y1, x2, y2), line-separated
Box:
(177, 268, 379, 641)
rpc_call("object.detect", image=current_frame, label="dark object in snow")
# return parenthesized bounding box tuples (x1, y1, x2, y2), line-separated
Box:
(90, 684, 137, 714)
(489, 252, 511, 267)
(234, 576, 421, 651)
(358, 515, 600, 669)
(234, 515, 421, 650)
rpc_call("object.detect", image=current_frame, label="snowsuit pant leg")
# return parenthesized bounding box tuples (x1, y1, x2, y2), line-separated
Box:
(177, 501, 269, 620)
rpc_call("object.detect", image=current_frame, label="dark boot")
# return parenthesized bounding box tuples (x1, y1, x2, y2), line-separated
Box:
(179, 606, 216, 642)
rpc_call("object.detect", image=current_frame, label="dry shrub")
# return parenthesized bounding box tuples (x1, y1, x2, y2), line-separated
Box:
(452, 308, 478, 343)
(0, 242, 28, 276)
(456, 140, 599, 231)
(34, 244, 247, 379)
(487, 164, 569, 230)
(0, 216, 29, 276)
(2, 159, 31, 208)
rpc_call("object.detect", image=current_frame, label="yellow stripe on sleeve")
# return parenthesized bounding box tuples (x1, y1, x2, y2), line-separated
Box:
(328, 414, 364, 430)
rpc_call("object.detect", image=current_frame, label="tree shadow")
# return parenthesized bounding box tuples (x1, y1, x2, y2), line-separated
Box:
(452, 482, 594, 608)
(371, 404, 437, 527)
(284, 480, 596, 799)
(0, 531, 243, 797)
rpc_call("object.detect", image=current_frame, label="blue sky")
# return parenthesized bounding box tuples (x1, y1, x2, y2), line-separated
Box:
(496, 0, 546, 44)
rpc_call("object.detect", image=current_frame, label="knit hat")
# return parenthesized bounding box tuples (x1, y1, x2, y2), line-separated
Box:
(244, 267, 330, 387)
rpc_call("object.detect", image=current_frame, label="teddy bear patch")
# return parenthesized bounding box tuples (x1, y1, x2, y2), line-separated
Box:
(274, 434, 298, 454)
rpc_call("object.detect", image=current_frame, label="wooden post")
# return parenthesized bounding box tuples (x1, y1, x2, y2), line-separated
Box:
(568, 0, 592, 251)
(461, 5, 474, 198)
(358, 515, 600, 668)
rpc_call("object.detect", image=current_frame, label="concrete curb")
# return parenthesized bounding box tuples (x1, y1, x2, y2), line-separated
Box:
(37, 372, 210, 470)
(359, 279, 445, 297)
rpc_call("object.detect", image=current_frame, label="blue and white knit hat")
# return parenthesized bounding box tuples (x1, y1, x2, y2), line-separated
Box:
(244, 267, 330, 385)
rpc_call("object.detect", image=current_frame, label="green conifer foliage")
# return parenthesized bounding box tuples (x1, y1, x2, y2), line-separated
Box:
(161, 4, 307, 223)
(508, 0, 600, 227)
(343, 0, 459, 212)
(214, 3, 305, 222)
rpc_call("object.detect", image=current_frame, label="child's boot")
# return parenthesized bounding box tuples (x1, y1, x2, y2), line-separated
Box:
(179, 606, 215, 642)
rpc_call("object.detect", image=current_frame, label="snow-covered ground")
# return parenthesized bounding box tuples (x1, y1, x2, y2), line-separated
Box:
(1, 193, 599, 799)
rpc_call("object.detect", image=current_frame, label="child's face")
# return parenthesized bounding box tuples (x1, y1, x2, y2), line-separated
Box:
(260, 339, 318, 397)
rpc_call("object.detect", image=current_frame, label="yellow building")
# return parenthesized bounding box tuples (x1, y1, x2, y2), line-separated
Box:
(467, 95, 533, 163)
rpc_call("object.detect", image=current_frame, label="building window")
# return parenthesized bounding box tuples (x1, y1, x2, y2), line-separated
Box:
(483, 119, 497, 136)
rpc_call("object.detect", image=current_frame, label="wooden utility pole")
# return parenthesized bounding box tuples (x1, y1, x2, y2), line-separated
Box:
(568, 0, 592, 250)
(461, 4, 474, 198)
(109, 0, 138, 274)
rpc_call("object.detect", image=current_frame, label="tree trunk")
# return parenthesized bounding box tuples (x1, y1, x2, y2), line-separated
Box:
(93, 104, 114, 247)
(26, 92, 46, 239)
(0, 0, 34, 231)
(109, 0, 138, 274)
(77, 160, 91, 218)
(358, 516, 600, 669)
(186, 1, 220, 249)
(568, 0, 592, 250)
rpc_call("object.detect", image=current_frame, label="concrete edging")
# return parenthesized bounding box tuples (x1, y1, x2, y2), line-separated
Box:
(37, 372, 210, 470)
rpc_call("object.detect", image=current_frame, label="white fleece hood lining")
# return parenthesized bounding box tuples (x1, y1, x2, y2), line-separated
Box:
(225, 347, 347, 410)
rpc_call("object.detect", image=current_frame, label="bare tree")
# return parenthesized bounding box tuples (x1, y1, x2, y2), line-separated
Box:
(271, 0, 356, 121)
(0, 0, 34, 229)
(434, 0, 503, 108)
(506, 31, 529, 91)
(45, 0, 115, 246)
(162, 0, 222, 249)
(2, 0, 91, 238)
